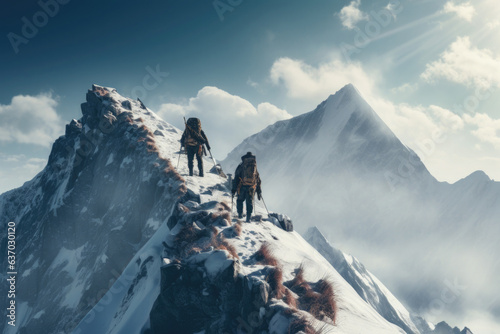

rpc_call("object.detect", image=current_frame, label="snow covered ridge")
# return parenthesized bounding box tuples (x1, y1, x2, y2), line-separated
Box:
(304, 227, 475, 334)
(305, 227, 428, 334)
(0, 85, 187, 333)
(222, 84, 497, 334)
(0, 84, 471, 334)
(74, 183, 410, 334)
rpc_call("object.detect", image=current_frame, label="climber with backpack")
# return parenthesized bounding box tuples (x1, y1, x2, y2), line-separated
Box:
(180, 117, 211, 177)
(231, 152, 262, 222)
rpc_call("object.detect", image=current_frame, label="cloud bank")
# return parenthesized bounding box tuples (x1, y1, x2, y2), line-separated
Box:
(158, 86, 291, 158)
(0, 93, 63, 146)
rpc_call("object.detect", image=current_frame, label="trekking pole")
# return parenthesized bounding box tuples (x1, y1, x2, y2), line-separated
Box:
(208, 148, 218, 170)
(260, 194, 270, 216)
(176, 144, 182, 169)
(231, 194, 234, 215)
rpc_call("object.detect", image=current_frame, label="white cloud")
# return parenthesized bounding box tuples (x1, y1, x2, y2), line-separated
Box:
(385, 1, 399, 19)
(429, 105, 464, 131)
(463, 113, 500, 149)
(267, 54, 500, 179)
(443, 1, 476, 22)
(0, 93, 64, 146)
(157, 86, 291, 158)
(268, 56, 459, 148)
(339, 0, 368, 29)
(0, 153, 47, 194)
(487, 20, 500, 29)
(421, 36, 500, 90)
(391, 82, 419, 94)
(270, 57, 375, 103)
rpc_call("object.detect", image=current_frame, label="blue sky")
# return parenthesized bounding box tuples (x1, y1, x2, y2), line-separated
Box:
(1, 0, 500, 331)
(1, 0, 500, 184)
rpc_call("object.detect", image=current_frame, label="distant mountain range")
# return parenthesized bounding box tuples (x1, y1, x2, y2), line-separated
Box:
(222, 84, 499, 332)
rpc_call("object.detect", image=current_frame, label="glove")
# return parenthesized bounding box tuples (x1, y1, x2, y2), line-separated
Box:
(206, 144, 211, 151)
(231, 189, 236, 196)
(257, 192, 262, 201)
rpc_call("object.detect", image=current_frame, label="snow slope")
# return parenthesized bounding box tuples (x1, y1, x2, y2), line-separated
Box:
(1, 85, 416, 334)
(305, 226, 426, 334)
(221, 84, 499, 331)
(0, 85, 187, 333)
(73, 173, 408, 334)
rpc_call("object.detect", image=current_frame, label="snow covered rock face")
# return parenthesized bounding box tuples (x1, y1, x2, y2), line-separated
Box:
(305, 226, 423, 334)
(221, 84, 500, 326)
(0, 85, 186, 334)
(150, 195, 336, 334)
(221, 84, 438, 237)
(427, 321, 473, 334)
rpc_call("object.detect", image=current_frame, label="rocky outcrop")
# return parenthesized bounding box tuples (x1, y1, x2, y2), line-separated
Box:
(0, 85, 186, 334)
(149, 196, 318, 334)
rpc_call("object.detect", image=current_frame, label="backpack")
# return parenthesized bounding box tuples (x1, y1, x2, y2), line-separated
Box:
(187, 117, 201, 133)
(185, 118, 203, 146)
(241, 156, 258, 187)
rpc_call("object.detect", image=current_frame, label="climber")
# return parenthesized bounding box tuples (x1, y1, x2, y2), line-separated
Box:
(180, 117, 211, 177)
(231, 152, 262, 222)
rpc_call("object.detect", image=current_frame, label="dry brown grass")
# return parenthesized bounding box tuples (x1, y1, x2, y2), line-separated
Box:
(254, 243, 278, 266)
(174, 223, 201, 247)
(287, 317, 316, 334)
(298, 280, 337, 324)
(315, 279, 337, 324)
(210, 227, 239, 259)
(267, 267, 285, 299)
(210, 211, 231, 226)
(233, 221, 243, 237)
(218, 202, 231, 211)
(289, 265, 311, 295)
(146, 142, 158, 153)
(284, 288, 297, 309)
(162, 159, 186, 193)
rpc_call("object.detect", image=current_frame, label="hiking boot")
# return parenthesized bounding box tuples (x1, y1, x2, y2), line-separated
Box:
(199, 171, 204, 177)
(189, 169, 193, 176)
(238, 213, 243, 219)
(246, 215, 251, 222)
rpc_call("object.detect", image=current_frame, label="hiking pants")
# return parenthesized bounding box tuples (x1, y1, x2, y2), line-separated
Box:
(237, 185, 255, 220)
(186, 145, 203, 176)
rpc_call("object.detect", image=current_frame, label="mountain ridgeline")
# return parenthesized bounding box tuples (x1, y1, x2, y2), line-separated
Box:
(0, 84, 481, 333)
(0, 86, 186, 333)
(223, 84, 499, 332)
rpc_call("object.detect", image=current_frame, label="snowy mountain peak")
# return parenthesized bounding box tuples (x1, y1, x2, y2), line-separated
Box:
(0, 84, 188, 333)
(459, 170, 491, 183)
(304, 226, 422, 334)
(326, 83, 363, 103)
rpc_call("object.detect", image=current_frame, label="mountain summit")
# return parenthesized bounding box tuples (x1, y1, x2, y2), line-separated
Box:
(223, 84, 432, 187)
(1, 84, 427, 334)
(222, 84, 499, 333)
